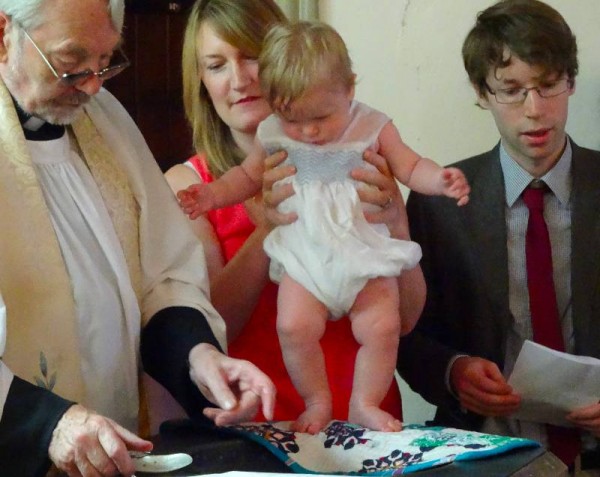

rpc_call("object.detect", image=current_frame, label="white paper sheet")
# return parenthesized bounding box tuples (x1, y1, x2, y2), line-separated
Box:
(507, 340, 600, 426)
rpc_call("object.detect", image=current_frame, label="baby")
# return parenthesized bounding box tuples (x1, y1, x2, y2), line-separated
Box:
(179, 21, 469, 434)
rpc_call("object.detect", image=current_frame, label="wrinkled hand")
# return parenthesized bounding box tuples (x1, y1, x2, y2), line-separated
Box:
(450, 356, 520, 417)
(188, 343, 276, 426)
(441, 167, 470, 206)
(48, 404, 152, 477)
(262, 150, 297, 227)
(351, 149, 410, 239)
(177, 183, 216, 220)
(567, 401, 600, 436)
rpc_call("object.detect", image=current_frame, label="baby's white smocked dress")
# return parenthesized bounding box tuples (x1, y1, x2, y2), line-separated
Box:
(260, 101, 422, 318)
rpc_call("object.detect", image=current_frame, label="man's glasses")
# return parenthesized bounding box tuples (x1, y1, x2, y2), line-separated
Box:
(485, 78, 572, 105)
(20, 26, 130, 87)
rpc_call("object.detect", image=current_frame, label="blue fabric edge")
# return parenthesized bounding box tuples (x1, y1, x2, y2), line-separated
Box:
(233, 429, 456, 477)
(453, 439, 541, 462)
(227, 425, 541, 476)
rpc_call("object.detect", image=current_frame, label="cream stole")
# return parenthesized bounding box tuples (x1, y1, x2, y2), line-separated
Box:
(0, 79, 142, 414)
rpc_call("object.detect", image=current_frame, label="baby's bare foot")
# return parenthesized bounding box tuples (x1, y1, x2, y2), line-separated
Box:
(291, 402, 332, 435)
(349, 404, 403, 432)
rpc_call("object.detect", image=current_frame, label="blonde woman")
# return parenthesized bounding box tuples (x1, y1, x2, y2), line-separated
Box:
(166, 0, 426, 429)
(178, 21, 469, 433)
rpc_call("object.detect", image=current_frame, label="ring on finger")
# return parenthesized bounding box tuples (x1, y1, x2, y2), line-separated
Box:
(383, 195, 393, 208)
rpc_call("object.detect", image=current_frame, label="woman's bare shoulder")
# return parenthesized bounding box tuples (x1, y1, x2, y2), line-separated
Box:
(165, 162, 203, 194)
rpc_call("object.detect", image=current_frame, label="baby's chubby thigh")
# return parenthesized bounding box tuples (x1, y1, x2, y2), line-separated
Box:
(348, 276, 401, 346)
(276, 272, 330, 345)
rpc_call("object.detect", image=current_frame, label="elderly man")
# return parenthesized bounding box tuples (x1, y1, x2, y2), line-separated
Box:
(0, 0, 275, 475)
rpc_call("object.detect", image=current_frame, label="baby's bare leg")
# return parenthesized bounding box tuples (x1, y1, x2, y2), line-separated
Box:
(277, 273, 331, 434)
(348, 276, 402, 432)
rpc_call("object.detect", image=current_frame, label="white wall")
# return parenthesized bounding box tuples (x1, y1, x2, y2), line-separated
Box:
(319, 0, 600, 425)
(320, 0, 600, 164)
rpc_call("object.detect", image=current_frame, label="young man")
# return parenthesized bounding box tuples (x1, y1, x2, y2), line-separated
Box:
(0, 0, 275, 475)
(398, 0, 600, 471)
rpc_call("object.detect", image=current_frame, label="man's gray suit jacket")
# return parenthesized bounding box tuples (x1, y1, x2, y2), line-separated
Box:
(398, 140, 600, 431)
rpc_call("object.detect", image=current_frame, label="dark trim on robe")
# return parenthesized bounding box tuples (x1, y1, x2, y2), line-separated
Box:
(0, 376, 74, 477)
(13, 96, 65, 141)
(141, 306, 222, 427)
(22, 123, 65, 141)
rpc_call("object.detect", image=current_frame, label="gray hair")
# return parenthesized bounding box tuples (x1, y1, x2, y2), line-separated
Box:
(0, 0, 124, 32)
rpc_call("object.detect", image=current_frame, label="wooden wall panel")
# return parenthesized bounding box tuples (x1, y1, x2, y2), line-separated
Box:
(106, 1, 194, 171)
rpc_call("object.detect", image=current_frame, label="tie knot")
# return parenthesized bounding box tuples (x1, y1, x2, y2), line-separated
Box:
(522, 184, 546, 211)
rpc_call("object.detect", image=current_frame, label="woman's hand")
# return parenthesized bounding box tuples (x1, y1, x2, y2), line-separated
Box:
(243, 192, 270, 233)
(351, 149, 410, 240)
(262, 150, 297, 227)
(244, 150, 293, 235)
(353, 149, 426, 333)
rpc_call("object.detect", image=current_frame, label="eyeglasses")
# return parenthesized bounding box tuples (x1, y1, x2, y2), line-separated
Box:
(20, 26, 130, 87)
(485, 78, 572, 105)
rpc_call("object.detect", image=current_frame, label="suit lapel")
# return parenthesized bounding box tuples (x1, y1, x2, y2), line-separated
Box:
(570, 144, 600, 357)
(462, 148, 511, 333)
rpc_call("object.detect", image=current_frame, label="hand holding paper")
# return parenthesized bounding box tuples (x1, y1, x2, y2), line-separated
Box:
(507, 340, 600, 427)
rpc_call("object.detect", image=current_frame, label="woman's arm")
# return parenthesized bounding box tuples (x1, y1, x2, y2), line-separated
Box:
(262, 151, 295, 225)
(165, 164, 271, 342)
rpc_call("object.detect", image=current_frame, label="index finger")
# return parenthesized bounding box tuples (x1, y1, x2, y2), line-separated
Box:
(264, 150, 288, 171)
(263, 165, 295, 192)
(97, 424, 136, 476)
(205, 391, 260, 426)
(478, 368, 514, 395)
(361, 150, 392, 176)
(457, 358, 512, 394)
(259, 383, 276, 421)
(196, 366, 239, 412)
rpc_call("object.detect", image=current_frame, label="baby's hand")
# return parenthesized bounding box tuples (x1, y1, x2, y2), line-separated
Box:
(177, 183, 217, 219)
(441, 167, 470, 206)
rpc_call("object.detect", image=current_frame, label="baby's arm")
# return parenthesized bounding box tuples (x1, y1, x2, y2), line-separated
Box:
(377, 123, 470, 206)
(178, 140, 267, 219)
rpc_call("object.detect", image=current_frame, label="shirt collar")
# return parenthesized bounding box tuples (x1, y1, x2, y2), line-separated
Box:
(500, 139, 572, 207)
(12, 96, 65, 141)
(13, 97, 41, 130)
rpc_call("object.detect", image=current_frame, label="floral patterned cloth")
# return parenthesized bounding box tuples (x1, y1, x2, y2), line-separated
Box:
(226, 420, 540, 475)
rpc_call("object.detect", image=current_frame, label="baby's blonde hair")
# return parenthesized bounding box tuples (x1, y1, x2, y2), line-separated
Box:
(259, 21, 355, 112)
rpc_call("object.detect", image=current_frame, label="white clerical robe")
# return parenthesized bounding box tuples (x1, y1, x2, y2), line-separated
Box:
(0, 86, 226, 433)
(27, 134, 141, 430)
